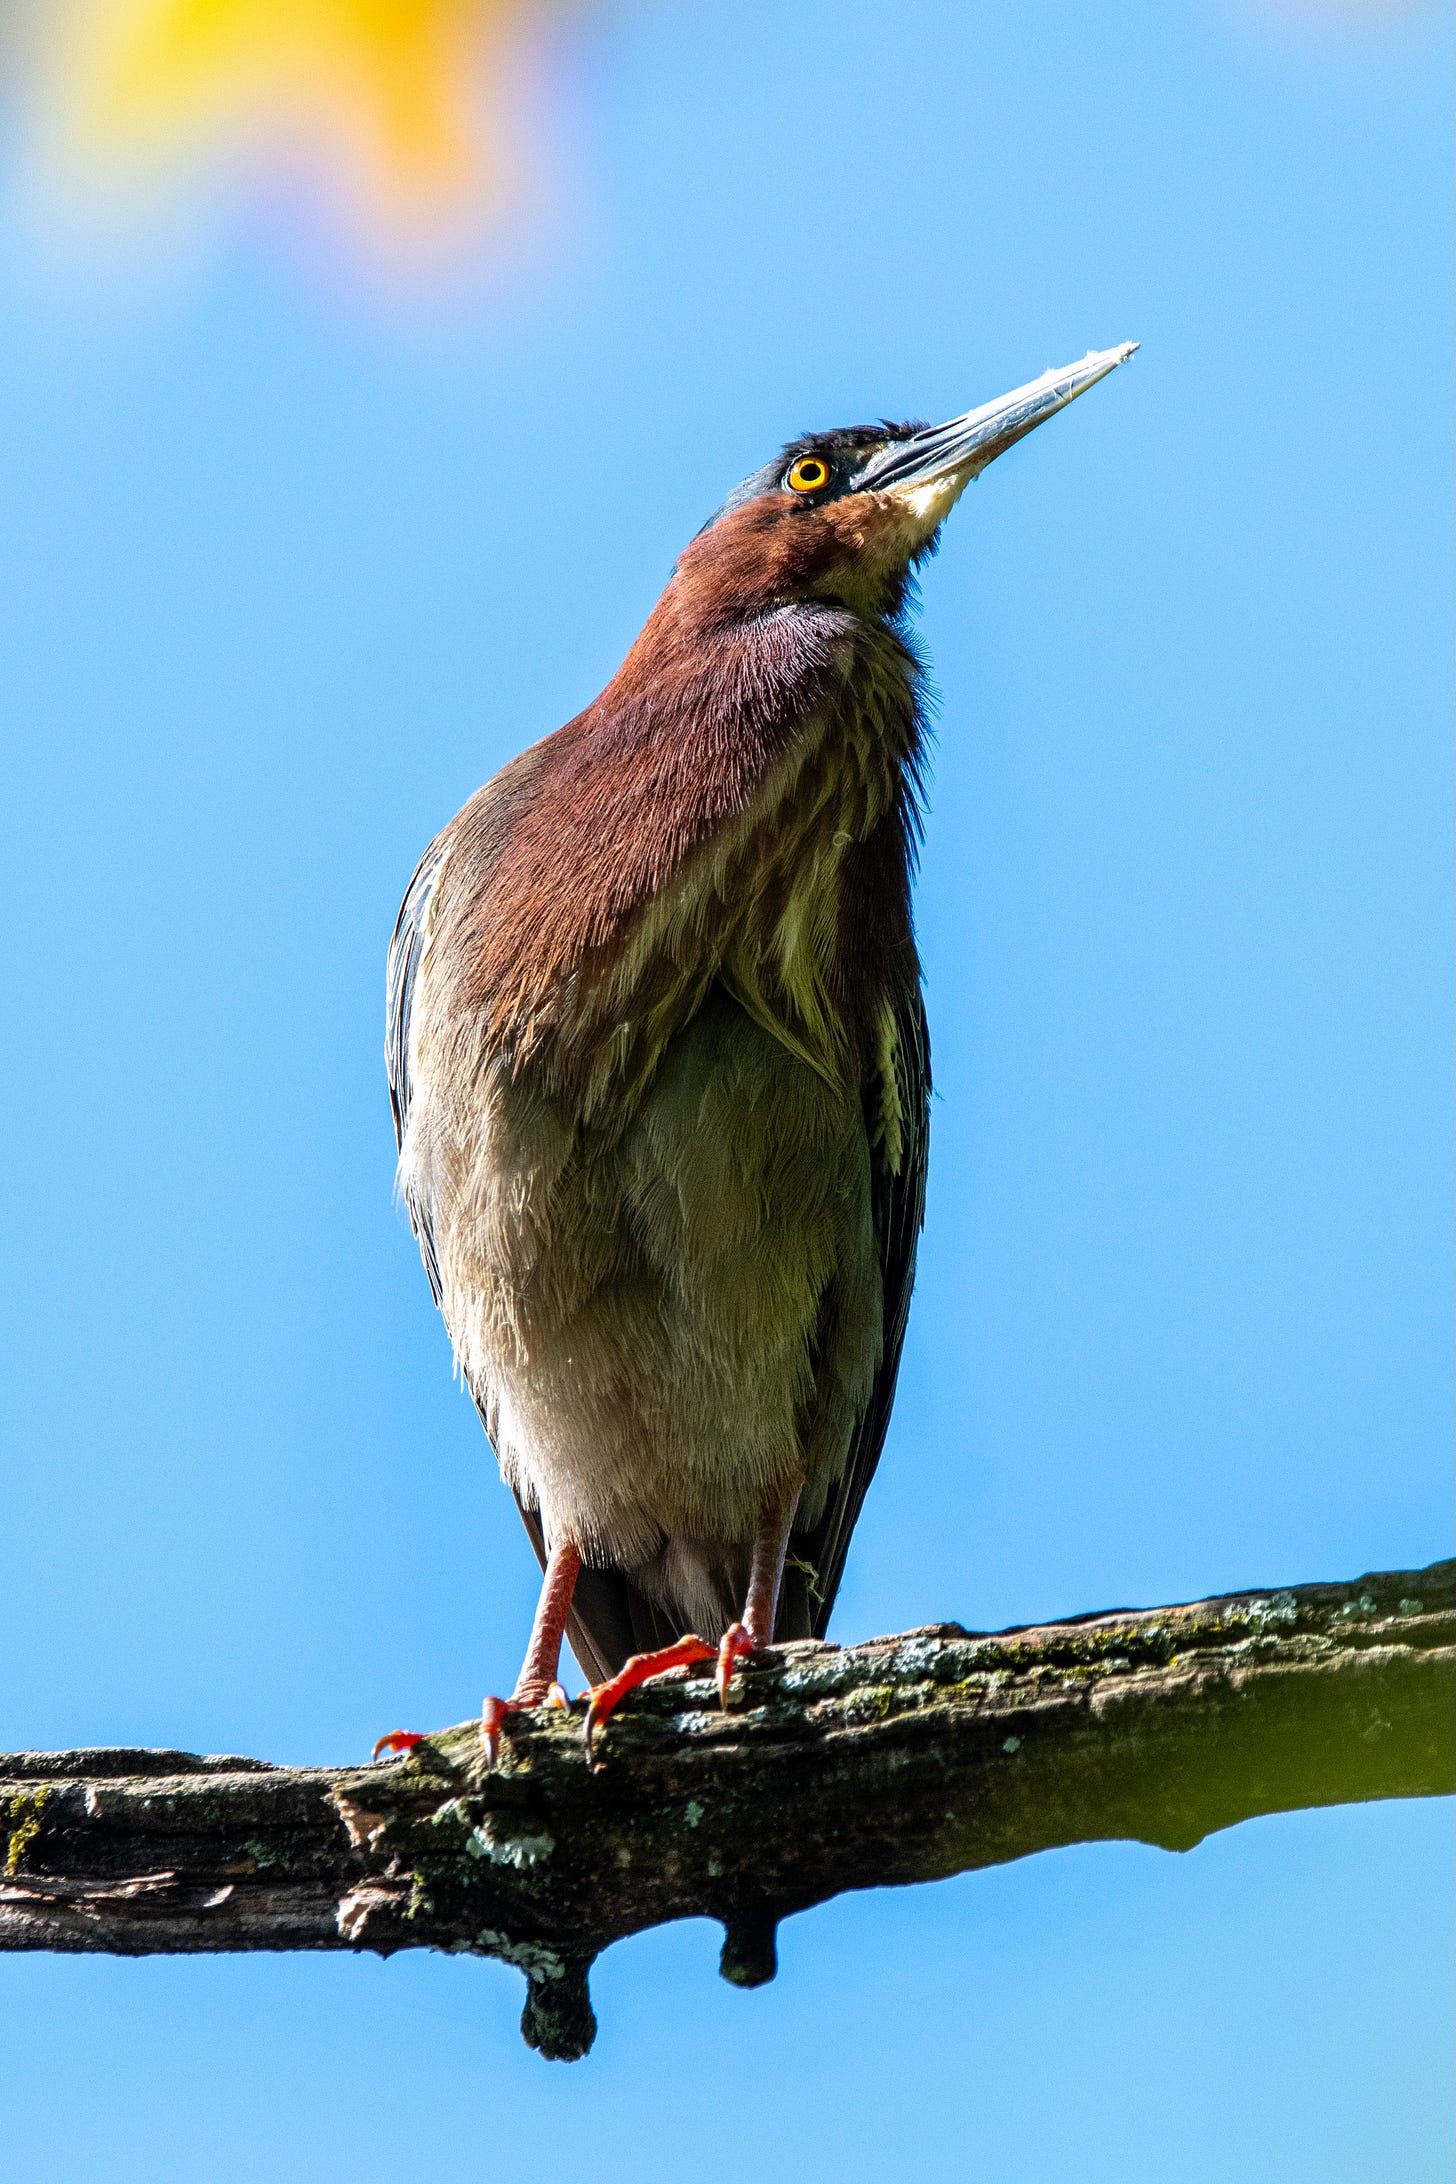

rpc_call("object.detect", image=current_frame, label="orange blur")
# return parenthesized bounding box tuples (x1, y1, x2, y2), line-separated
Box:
(34, 0, 568, 253)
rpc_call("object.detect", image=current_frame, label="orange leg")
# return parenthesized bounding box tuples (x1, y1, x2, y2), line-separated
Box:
(716, 1492, 799, 1706)
(584, 1490, 802, 1748)
(373, 1539, 583, 1767)
(481, 1538, 583, 1763)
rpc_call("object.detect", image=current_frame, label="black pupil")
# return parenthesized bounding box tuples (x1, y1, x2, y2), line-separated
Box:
(800, 462, 823, 485)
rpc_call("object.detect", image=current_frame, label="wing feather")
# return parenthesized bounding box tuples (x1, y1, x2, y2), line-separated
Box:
(786, 985, 930, 1640)
(385, 833, 450, 1305)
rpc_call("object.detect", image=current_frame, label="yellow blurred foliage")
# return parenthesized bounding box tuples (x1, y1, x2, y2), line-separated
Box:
(44, 0, 553, 243)
(16, 0, 1430, 270)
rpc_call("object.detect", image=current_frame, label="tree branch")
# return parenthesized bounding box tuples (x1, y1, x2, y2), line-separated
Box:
(3, 1559, 1450, 2059)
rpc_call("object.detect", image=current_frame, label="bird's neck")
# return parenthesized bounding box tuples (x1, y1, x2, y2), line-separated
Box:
(467, 596, 925, 1117)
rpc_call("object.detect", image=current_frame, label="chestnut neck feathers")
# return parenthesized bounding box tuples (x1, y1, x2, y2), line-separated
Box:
(439, 488, 930, 1116)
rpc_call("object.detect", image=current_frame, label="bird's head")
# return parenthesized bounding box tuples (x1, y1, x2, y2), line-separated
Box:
(675, 342, 1138, 625)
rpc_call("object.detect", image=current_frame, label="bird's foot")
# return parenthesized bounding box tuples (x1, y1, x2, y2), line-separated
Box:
(583, 1636, 716, 1754)
(371, 1682, 568, 1766)
(716, 1620, 755, 1708)
(482, 1682, 569, 1768)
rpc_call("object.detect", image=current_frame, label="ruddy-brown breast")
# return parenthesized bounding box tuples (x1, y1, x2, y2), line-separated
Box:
(418, 498, 926, 1133)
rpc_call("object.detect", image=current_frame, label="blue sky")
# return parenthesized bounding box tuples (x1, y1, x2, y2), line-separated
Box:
(2, 1, 1451, 2177)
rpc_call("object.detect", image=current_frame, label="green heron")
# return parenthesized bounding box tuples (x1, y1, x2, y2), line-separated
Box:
(375, 342, 1137, 1765)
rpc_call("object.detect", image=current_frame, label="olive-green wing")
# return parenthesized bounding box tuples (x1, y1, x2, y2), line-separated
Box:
(786, 985, 930, 1641)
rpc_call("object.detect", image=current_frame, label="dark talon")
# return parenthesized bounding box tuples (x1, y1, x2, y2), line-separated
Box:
(481, 1694, 518, 1768)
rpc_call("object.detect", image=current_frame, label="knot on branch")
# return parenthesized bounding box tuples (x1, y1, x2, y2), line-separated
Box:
(520, 1955, 597, 2062)
(718, 1906, 779, 1988)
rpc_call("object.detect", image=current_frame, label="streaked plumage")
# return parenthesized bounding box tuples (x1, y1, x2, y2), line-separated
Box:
(382, 343, 1135, 1725)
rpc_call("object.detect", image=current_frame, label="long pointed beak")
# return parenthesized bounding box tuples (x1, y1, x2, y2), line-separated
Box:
(852, 342, 1138, 501)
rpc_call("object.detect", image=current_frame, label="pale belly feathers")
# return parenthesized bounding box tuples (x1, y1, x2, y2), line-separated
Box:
(399, 983, 882, 1637)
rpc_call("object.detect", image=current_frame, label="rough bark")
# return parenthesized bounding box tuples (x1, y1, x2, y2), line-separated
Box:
(3, 1559, 1450, 2060)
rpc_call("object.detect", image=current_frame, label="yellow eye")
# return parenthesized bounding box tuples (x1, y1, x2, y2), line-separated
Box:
(786, 454, 830, 494)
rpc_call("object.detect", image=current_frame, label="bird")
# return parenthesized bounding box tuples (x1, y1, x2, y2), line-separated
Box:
(373, 342, 1137, 1766)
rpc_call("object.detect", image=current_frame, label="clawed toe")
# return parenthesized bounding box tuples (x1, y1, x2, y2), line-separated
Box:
(583, 1635, 716, 1753)
(480, 1694, 522, 1768)
(480, 1682, 575, 1766)
(716, 1620, 755, 1708)
(371, 1729, 426, 1761)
